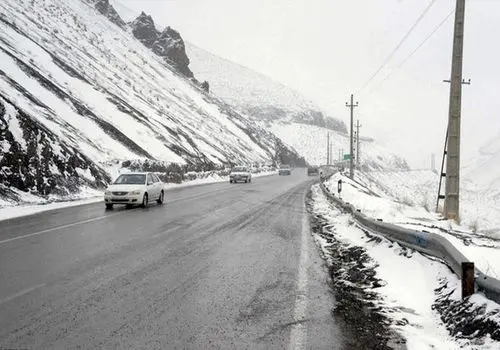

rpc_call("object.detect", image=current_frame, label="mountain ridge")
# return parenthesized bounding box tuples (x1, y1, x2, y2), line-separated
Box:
(186, 42, 347, 133)
(0, 0, 305, 204)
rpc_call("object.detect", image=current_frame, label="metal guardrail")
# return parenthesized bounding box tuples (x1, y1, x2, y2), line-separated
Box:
(319, 181, 500, 304)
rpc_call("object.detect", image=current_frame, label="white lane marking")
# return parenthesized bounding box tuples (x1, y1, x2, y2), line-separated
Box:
(289, 202, 310, 350)
(0, 188, 219, 246)
(0, 212, 128, 245)
(0, 283, 46, 306)
(0, 174, 287, 246)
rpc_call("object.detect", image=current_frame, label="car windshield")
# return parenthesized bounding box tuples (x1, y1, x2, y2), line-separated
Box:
(113, 174, 146, 185)
(232, 167, 247, 172)
(280, 165, 290, 169)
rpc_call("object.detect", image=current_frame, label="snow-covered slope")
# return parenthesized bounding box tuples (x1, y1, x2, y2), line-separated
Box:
(323, 170, 500, 283)
(268, 122, 409, 170)
(0, 0, 303, 203)
(186, 43, 347, 133)
(463, 132, 500, 195)
(456, 133, 500, 236)
(185, 44, 405, 170)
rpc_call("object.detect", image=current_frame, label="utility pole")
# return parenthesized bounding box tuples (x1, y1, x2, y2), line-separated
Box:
(356, 120, 362, 168)
(444, 0, 466, 221)
(346, 94, 359, 179)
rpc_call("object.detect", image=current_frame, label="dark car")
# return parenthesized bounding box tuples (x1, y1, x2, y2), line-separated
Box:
(307, 166, 319, 176)
(278, 164, 292, 175)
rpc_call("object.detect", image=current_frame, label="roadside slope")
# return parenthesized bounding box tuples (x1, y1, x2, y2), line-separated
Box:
(0, 0, 303, 204)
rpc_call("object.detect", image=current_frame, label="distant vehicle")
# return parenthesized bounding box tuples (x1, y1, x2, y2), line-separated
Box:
(307, 166, 319, 176)
(104, 172, 164, 209)
(278, 164, 292, 176)
(230, 166, 252, 183)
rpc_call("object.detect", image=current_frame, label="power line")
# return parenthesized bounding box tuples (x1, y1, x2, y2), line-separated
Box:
(356, 0, 438, 94)
(362, 9, 455, 98)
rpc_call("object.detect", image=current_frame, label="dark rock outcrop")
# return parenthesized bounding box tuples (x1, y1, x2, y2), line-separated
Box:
(94, 0, 126, 28)
(0, 96, 110, 198)
(131, 12, 157, 48)
(325, 116, 348, 133)
(247, 105, 348, 133)
(131, 12, 193, 77)
(88, 4, 194, 78)
(293, 110, 347, 133)
(154, 27, 192, 77)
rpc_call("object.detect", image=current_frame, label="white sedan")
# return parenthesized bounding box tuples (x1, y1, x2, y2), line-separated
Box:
(229, 166, 252, 183)
(104, 172, 164, 209)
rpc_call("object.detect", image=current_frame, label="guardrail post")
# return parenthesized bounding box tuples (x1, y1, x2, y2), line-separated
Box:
(461, 262, 475, 299)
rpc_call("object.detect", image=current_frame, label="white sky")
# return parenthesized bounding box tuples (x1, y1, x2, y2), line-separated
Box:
(114, 0, 500, 169)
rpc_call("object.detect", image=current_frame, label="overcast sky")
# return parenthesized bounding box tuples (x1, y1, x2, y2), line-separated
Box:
(113, 0, 500, 169)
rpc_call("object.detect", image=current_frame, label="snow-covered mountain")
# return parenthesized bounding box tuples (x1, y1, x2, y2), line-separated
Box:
(0, 0, 304, 203)
(186, 43, 347, 133)
(130, 11, 193, 78)
(463, 132, 500, 195)
(268, 122, 409, 170)
(185, 43, 407, 170)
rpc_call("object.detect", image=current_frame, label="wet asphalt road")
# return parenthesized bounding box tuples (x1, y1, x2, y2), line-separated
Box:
(0, 170, 344, 349)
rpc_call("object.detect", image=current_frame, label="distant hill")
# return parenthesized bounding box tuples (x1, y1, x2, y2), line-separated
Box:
(268, 122, 409, 170)
(185, 43, 347, 133)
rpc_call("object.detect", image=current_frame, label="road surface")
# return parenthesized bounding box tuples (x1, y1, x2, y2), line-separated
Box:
(0, 170, 344, 349)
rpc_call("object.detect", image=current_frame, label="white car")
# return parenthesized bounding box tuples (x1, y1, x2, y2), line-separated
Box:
(104, 172, 164, 209)
(229, 166, 252, 183)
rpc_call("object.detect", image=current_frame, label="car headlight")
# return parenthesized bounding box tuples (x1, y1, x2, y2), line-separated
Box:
(129, 190, 141, 195)
(104, 191, 111, 195)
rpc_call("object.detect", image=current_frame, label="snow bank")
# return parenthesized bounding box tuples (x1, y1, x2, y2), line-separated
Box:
(324, 171, 500, 279)
(310, 185, 500, 349)
(0, 171, 277, 221)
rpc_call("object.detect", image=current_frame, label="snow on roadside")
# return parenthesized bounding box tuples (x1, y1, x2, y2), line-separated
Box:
(0, 171, 277, 221)
(324, 171, 500, 279)
(362, 170, 500, 239)
(0, 188, 103, 222)
(310, 184, 500, 349)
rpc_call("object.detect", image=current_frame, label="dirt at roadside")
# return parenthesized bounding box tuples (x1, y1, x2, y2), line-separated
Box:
(306, 191, 407, 350)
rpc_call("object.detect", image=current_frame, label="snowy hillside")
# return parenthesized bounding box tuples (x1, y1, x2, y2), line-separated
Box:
(445, 132, 500, 236)
(185, 43, 406, 171)
(186, 43, 347, 133)
(463, 132, 500, 196)
(268, 122, 409, 170)
(324, 170, 500, 274)
(0, 0, 304, 203)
